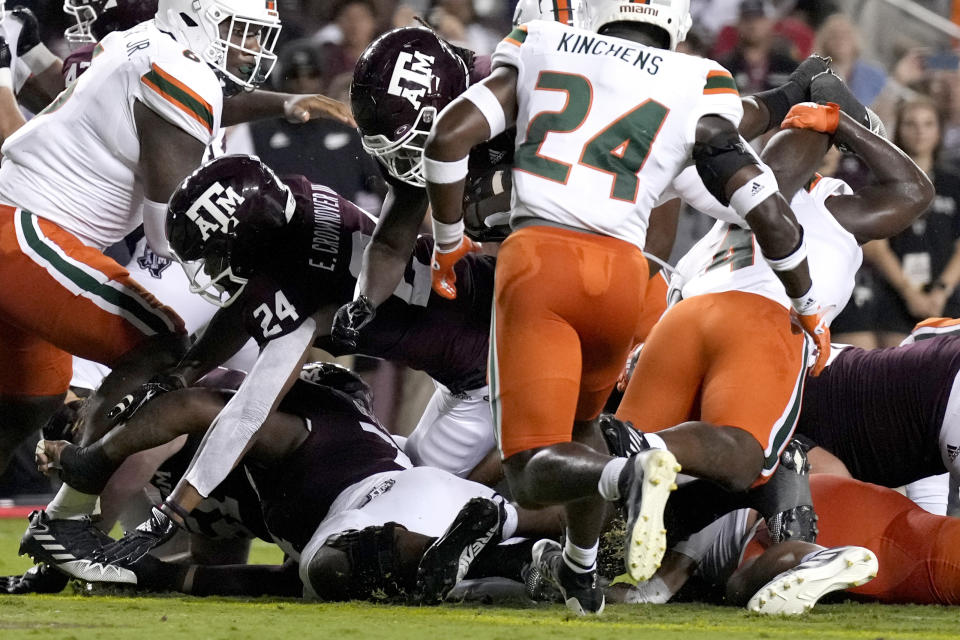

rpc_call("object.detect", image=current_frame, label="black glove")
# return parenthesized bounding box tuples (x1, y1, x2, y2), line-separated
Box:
(810, 70, 869, 128)
(10, 7, 41, 56)
(789, 54, 832, 97)
(0, 35, 10, 70)
(463, 164, 512, 242)
(94, 504, 181, 566)
(331, 295, 376, 351)
(106, 373, 185, 426)
(2, 564, 69, 594)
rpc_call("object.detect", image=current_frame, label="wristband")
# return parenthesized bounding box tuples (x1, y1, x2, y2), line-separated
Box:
(161, 499, 190, 521)
(461, 83, 507, 138)
(729, 167, 778, 218)
(790, 289, 818, 315)
(20, 44, 58, 76)
(0, 68, 11, 90)
(432, 217, 464, 246)
(422, 155, 469, 184)
(765, 234, 807, 272)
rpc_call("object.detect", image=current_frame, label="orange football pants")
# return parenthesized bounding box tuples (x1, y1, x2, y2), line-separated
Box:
(492, 225, 648, 459)
(616, 290, 808, 481)
(0, 206, 184, 395)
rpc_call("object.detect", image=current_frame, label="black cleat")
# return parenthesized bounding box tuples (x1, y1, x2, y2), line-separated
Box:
(619, 449, 680, 582)
(19, 510, 133, 584)
(529, 539, 604, 615)
(2, 563, 69, 594)
(415, 497, 503, 604)
(599, 414, 650, 458)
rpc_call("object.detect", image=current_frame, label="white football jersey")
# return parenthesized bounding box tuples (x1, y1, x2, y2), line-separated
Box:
(0, 11, 33, 94)
(0, 21, 222, 249)
(672, 175, 861, 325)
(491, 21, 742, 250)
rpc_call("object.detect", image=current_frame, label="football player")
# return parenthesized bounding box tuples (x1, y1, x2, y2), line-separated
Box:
(6, 0, 352, 572)
(421, 0, 831, 615)
(36, 363, 551, 601)
(0, 4, 64, 141)
(20, 154, 505, 581)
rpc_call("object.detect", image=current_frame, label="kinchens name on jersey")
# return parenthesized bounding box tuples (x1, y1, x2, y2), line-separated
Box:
(491, 20, 741, 250)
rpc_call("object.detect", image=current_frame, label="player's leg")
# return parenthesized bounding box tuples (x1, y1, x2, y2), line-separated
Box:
(404, 382, 496, 478)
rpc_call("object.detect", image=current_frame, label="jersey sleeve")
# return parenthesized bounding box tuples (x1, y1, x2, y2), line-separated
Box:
(491, 24, 528, 74)
(695, 61, 743, 126)
(139, 57, 222, 144)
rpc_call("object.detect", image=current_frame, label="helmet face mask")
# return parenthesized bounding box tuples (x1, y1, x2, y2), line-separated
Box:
(584, 0, 692, 50)
(63, 0, 103, 46)
(63, 0, 160, 48)
(167, 154, 295, 308)
(351, 27, 470, 188)
(155, 0, 282, 92)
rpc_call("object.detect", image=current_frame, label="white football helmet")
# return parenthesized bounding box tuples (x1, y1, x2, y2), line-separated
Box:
(154, 0, 281, 92)
(513, 0, 584, 27)
(584, 0, 692, 51)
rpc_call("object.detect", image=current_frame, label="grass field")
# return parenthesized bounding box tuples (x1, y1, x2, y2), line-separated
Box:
(1, 519, 958, 639)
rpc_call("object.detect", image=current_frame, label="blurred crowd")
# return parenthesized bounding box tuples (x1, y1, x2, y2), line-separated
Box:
(3, 0, 960, 498)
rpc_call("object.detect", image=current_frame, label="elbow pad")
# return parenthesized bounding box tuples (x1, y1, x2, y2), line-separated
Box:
(692, 132, 759, 207)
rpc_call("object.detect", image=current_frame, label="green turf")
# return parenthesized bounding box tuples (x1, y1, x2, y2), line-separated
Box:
(1, 519, 958, 639)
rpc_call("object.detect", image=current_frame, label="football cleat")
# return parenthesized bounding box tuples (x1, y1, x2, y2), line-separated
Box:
(416, 497, 504, 604)
(18, 510, 128, 582)
(529, 539, 604, 615)
(747, 546, 878, 615)
(619, 449, 680, 582)
(2, 563, 69, 594)
(599, 414, 650, 458)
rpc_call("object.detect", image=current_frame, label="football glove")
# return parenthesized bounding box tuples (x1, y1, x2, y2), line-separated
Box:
(331, 295, 376, 351)
(781, 102, 840, 135)
(2, 564, 68, 594)
(789, 297, 833, 377)
(788, 54, 832, 95)
(431, 237, 481, 300)
(106, 373, 185, 426)
(10, 7, 41, 56)
(0, 36, 10, 70)
(94, 504, 180, 567)
(810, 70, 869, 128)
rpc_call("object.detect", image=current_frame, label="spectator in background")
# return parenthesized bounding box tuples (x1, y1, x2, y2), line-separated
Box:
(227, 39, 385, 213)
(317, 0, 380, 86)
(834, 98, 960, 348)
(717, 0, 798, 95)
(430, 0, 499, 54)
(814, 13, 887, 107)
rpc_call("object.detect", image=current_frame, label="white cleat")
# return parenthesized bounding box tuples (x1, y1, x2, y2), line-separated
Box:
(622, 449, 680, 582)
(747, 545, 878, 615)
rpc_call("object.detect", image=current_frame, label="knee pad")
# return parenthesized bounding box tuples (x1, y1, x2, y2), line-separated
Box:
(306, 522, 408, 601)
(692, 131, 759, 207)
(747, 439, 819, 543)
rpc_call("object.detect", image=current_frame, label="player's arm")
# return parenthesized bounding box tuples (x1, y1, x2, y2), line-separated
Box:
(6, 6, 63, 113)
(0, 36, 24, 142)
(738, 55, 831, 141)
(134, 100, 206, 258)
(693, 115, 830, 374)
(423, 65, 518, 298)
(220, 90, 354, 127)
(645, 199, 682, 277)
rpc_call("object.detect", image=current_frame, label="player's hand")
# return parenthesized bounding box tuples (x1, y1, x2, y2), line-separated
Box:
(2, 564, 68, 594)
(10, 7, 41, 56)
(431, 237, 481, 300)
(789, 298, 833, 376)
(283, 94, 356, 126)
(106, 373, 185, 426)
(788, 54, 832, 95)
(781, 102, 840, 135)
(331, 295, 376, 351)
(810, 71, 869, 128)
(94, 504, 180, 567)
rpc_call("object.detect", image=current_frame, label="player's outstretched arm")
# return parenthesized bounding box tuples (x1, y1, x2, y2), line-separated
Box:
(221, 90, 354, 127)
(423, 66, 517, 299)
(738, 54, 832, 140)
(0, 36, 26, 144)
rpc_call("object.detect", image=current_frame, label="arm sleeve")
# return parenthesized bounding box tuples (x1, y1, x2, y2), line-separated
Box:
(183, 315, 317, 497)
(491, 24, 527, 74)
(139, 59, 222, 144)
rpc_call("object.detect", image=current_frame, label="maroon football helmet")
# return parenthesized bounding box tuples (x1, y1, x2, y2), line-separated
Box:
(167, 154, 295, 307)
(351, 27, 470, 188)
(63, 0, 158, 47)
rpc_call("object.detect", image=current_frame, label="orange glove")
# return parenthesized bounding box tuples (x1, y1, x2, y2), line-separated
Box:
(790, 307, 832, 377)
(431, 237, 481, 300)
(781, 101, 840, 134)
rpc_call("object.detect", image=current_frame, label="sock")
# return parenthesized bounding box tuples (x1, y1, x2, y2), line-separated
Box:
(45, 484, 99, 520)
(563, 536, 598, 573)
(502, 502, 518, 540)
(598, 456, 628, 501)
